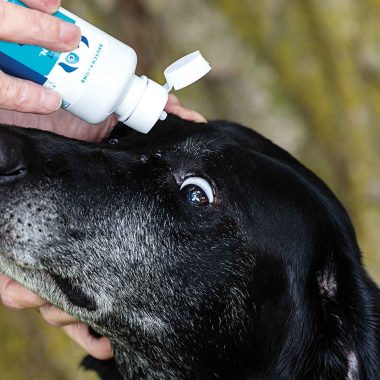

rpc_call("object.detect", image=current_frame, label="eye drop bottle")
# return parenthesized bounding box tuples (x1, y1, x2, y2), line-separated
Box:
(0, 0, 211, 133)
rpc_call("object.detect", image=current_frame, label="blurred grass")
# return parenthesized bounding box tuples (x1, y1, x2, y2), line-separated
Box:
(0, 308, 96, 379)
(0, 0, 379, 378)
(207, 0, 380, 280)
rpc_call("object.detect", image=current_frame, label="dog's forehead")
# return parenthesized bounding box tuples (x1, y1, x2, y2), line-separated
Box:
(172, 133, 224, 156)
(114, 118, 236, 154)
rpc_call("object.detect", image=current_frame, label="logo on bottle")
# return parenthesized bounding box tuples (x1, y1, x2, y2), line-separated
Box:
(58, 36, 90, 73)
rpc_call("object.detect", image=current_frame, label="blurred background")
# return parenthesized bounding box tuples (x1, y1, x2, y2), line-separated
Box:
(1, 0, 379, 378)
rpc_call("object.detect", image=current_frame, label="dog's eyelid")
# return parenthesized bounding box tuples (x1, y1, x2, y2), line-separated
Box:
(180, 176, 214, 203)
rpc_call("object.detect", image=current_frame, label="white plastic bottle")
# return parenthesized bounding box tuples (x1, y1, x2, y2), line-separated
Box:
(0, 0, 211, 133)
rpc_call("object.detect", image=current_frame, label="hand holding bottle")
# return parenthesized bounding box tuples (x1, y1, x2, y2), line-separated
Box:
(0, 0, 81, 113)
(1, 0, 211, 133)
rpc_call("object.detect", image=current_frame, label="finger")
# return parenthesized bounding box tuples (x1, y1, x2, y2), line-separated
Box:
(168, 106, 207, 123)
(0, 273, 12, 288)
(22, 0, 61, 13)
(165, 103, 207, 124)
(63, 323, 113, 360)
(0, 1, 81, 51)
(0, 275, 46, 309)
(0, 108, 118, 141)
(39, 304, 77, 327)
(165, 94, 207, 123)
(0, 71, 62, 113)
(166, 94, 182, 107)
(49, 111, 118, 142)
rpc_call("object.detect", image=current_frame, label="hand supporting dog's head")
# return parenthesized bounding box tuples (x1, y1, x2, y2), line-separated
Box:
(0, 116, 378, 379)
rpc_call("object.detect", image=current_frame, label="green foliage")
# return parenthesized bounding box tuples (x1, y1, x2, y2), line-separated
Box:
(209, 0, 380, 278)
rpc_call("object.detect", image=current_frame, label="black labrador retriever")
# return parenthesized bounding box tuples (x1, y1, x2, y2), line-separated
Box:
(0, 116, 378, 379)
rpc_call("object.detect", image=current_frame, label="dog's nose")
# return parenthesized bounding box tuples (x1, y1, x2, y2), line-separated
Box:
(0, 130, 28, 183)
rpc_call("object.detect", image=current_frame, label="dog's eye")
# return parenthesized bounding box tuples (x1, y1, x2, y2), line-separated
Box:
(180, 177, 214, 206)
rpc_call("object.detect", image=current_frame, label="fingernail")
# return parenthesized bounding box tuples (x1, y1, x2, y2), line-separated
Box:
(45, 0, 59, 12)
(60, 22, 81, 46)
(41, 90, 62, 112)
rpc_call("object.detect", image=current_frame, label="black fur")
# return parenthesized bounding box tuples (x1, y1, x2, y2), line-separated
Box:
(0, 115, 378, 379)
(82, 357, 123, 380)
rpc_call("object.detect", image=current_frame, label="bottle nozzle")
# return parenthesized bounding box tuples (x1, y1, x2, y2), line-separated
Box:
(118, 51, 211, 133)
(159, 111, 168, 121)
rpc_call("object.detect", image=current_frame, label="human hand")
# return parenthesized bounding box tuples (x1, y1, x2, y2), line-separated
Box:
(0, 0, 207, 141)
(165, 94, 207, 123)
(0, 0, 81, 115)
(0, 94, 207, 142)
(0, 274, 114, 359)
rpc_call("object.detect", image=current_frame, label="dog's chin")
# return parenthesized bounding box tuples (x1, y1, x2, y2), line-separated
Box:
(0, 252, 55, 299)
(0, 252, 101, 324)
(0, 245, 39, 270)
(0, 251, 38, 280)
(0, 252, 55, 310)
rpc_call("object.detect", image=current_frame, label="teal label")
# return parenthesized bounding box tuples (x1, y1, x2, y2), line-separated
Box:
(0, 0, 76, 77)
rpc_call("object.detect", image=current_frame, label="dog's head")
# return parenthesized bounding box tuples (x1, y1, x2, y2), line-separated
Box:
(0, 116, 378, 379)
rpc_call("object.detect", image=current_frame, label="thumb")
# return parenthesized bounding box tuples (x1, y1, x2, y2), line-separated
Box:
(0, 71, 62, 114)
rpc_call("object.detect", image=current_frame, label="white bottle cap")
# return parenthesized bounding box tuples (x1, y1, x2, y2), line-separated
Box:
(116, 51, 211, 134)
(164, 51, 212, 91)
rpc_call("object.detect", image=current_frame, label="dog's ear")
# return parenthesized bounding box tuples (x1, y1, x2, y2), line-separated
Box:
(307, 227, 380, 379)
